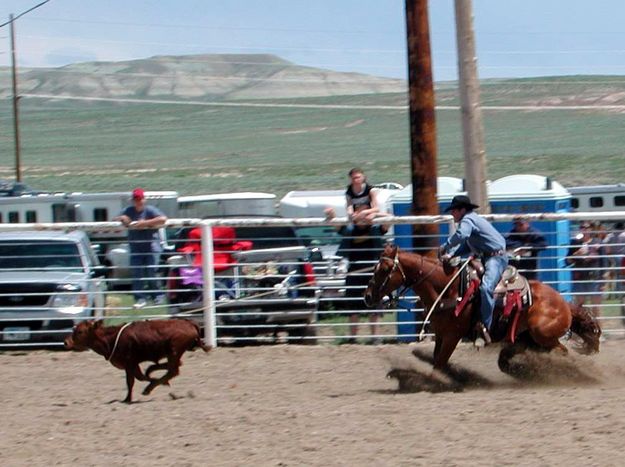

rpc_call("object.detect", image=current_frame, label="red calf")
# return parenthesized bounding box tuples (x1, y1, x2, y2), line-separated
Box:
(65, 319, 210, 403)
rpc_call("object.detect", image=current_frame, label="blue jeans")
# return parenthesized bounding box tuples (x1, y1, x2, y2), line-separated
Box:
(130, 252, 160, 301)
(479, 255, 509, 330)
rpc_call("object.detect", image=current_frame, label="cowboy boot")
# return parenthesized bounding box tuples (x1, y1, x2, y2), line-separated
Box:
(475, 321, 492, 346)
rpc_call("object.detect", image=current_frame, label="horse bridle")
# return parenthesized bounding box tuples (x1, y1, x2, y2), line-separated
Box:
(375, 248, 437, 303)
(376, 249, 407, 292)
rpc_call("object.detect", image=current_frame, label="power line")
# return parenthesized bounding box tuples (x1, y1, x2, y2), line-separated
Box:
(20, 16, 400, 36)
(0, 0, 51, 28)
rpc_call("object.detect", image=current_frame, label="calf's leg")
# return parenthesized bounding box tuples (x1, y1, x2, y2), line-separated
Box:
(133, 364, 149, 382)
(145, 362, 168, 380)
(123, 368, 136, 403)
(142, 353, 183, 396)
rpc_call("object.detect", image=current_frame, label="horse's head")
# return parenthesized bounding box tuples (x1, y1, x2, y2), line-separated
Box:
(364, 244, 407, 307)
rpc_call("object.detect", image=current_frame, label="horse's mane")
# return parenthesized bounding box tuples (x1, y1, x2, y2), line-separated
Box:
(387, 244, 440, 266)
(384, 244, 453, 281)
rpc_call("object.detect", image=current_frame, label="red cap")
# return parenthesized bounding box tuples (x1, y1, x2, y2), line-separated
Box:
(132, 188, 145, 200)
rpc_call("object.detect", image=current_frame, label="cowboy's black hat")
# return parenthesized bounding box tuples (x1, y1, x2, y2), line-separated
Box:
(444, 194, 480, 212)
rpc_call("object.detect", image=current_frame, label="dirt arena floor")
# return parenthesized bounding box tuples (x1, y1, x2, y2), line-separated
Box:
(2, 338, 625, 466)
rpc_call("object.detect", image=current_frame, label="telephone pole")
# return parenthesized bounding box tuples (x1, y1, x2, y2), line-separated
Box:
(454, 0, 489, 212)
(405, 0, 439, 251)
(9, 14, 22, 182)
(1, 1, 51, 182)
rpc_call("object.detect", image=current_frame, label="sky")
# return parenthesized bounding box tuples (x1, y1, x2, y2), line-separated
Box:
(1, 0, 624, 81)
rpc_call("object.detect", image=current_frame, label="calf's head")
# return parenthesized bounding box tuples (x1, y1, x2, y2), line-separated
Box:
(64, 319, 102, 351)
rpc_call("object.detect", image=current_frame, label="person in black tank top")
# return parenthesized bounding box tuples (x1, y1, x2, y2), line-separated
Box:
(345, 168, 383, 223)
(323, 168, 389, 344)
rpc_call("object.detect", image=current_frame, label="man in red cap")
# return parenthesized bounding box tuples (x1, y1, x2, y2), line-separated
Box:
(115, 188, 168, 309)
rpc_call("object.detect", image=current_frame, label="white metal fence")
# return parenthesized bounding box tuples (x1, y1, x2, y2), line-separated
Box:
(0, 212, 623, 348)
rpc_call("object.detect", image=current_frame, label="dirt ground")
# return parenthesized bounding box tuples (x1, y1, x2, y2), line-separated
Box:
(2, 338, 625, 467)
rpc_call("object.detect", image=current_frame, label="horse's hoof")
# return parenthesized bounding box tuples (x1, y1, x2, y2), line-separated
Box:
(474, 337, 486, 349)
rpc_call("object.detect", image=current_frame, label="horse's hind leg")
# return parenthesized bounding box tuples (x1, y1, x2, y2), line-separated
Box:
(498, 343, 524, 375)
(498, 333, 533, 377)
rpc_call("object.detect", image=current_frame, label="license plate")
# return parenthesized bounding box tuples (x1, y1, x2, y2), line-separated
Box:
(3, 327, 31, 341)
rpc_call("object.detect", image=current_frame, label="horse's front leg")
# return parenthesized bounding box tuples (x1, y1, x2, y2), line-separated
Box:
(411, 335, 441, 366)
(432, 334, 462, 371)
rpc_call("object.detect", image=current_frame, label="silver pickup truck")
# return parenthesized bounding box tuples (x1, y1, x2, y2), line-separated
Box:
(0, 231, 107, 346)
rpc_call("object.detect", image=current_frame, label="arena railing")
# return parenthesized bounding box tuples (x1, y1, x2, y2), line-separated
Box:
(0, 211, 623, 348)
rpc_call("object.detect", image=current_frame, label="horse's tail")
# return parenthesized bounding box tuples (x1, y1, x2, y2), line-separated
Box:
(569, 302, 602, 354)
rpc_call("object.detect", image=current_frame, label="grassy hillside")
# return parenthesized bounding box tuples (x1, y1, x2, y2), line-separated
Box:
(0, 54, 405, 101)
(0, 75, 624, 197)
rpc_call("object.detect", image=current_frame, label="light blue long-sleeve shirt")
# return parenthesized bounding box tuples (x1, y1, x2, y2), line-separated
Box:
(443, 211, 506, 257)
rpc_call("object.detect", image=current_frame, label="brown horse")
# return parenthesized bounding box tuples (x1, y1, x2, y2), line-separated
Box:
(364, 244, 601, 378)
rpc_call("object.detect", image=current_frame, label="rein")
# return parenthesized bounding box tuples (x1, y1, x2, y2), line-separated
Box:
(107, 321, 132, 361)
(417, 256, 473, 341)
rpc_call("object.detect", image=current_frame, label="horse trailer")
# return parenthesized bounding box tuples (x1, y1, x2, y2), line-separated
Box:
(568, 184, 625, 213)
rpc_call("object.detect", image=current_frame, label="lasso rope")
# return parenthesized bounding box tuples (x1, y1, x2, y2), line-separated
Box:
(177, 264, 376, 316)
(107, 321, 133, 361)
(417, 257, 473, 341)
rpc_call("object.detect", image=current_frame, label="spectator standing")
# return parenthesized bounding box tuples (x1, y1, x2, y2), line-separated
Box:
(326, 205, 387, 344)
(602, 222, 625, 321)
(566, 221, 603, 312)
(601, 222, 623, 298)
(505, 219, 547, 280)
(115, 188, 168, 309)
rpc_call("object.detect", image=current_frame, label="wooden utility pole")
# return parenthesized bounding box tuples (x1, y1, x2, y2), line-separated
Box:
(454, 0, 488, 212)
(2, 2, 50, 183)
(405, 0, 439, 251)
(9, 14, 22, 182)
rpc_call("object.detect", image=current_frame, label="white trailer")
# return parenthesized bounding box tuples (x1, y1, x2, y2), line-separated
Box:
(278, 185, 402, 218)
(178, 192, 277, 218)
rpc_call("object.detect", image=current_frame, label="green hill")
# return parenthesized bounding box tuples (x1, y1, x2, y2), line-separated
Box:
(0, 55, 623, 196)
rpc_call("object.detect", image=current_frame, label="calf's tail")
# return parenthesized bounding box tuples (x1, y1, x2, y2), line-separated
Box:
(569, 302, 601, 354)
(196, 338, 212, 353)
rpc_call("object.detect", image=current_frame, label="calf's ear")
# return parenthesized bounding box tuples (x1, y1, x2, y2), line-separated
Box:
(93, 320, 104, 329)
